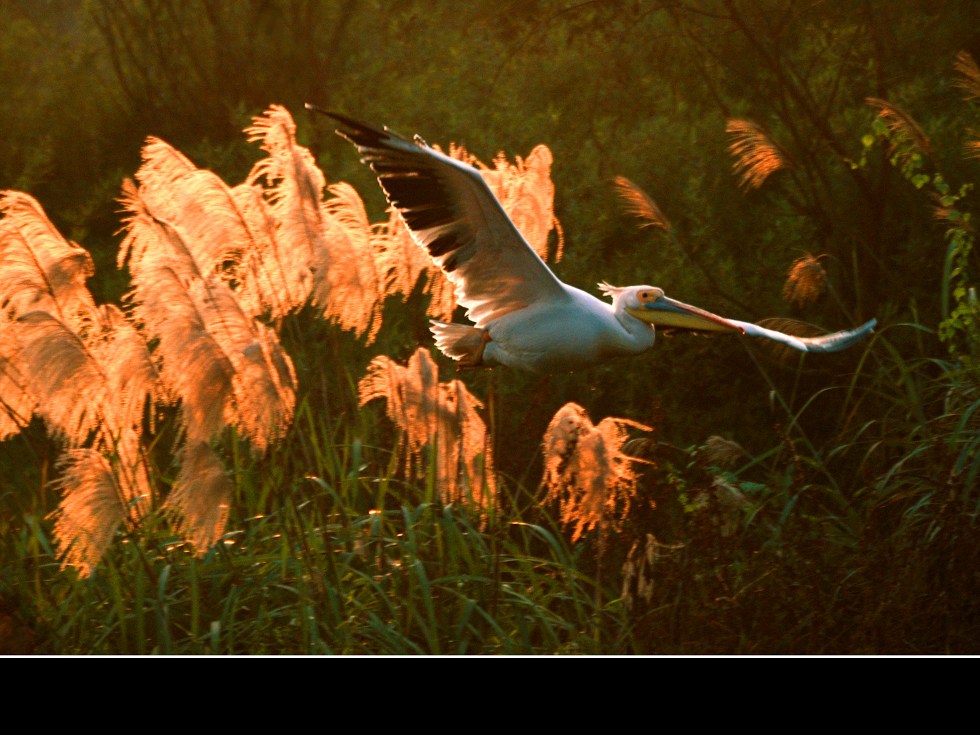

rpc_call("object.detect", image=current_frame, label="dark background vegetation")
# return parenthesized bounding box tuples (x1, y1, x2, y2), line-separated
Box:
(2, 0, 979, 654)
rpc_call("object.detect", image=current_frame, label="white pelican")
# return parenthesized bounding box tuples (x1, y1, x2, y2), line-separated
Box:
(316, 108, 876, 375)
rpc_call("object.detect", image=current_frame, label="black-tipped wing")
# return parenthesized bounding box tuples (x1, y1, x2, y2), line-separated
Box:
(325, 111, 567, 328)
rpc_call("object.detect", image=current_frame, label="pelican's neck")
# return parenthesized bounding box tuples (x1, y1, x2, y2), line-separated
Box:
(611, 294, 656, 353)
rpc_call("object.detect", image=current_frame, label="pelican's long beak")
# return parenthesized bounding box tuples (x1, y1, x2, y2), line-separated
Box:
(627, 295, 741, 333)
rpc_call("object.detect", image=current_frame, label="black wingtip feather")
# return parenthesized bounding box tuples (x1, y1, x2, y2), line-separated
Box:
(307, 108, 411, 150)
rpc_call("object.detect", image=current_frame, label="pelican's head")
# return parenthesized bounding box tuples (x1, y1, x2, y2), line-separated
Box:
(603, 283, 738, 333)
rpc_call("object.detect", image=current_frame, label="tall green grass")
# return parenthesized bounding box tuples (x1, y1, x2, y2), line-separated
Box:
(0, 377, 632, 655)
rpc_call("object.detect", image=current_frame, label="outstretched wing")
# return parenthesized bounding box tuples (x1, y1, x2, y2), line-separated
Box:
(322, 110, 566, 328)
(731, 318, 877, 353)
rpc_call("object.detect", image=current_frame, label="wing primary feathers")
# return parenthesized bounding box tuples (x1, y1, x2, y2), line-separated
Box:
(732, 318, 877, 353)
(307, 107, 465, 260)
(306, 106, 409, 149)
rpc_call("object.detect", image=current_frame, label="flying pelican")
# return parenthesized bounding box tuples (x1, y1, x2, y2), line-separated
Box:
(314, 107, 876, 375)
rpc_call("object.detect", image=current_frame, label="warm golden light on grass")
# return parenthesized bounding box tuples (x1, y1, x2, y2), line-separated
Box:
(1, 105, 564, 573)
(726, 118, 791, 191)
(542, 402, 651, 543)
(865, 97, 933, 158)
(613, 175, 672, 233)
(781, 252, 827, 307)
(358, 347, 495, 515)
(0, 191, 160, 574)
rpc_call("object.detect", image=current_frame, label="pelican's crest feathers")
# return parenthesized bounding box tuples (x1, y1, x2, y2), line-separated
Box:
(598, 282, 625, 300)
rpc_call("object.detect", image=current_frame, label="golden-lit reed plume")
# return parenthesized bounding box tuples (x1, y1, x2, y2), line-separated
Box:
(377, 142, 565, 322)
(246, 105, 382, 341)
(358, 348, 495, 514)
(0, 192, 161, 574)
(133, 137, 301, 319)
(164, 441, 234, 552)
(318, 181, 385, 342)
(0, 192, 141, 445)
(954, 50, 980, 102)
(865, 97, 933, 157)
(612, 176, 672, 232)
(541, 403, 651, 543)
(0, 191, 98, 332)
(119, 179, 297, 450)
(476, 143, 565, 262)
(964, 136, 980, 161)
(91, 304, 165, 436)
(726, 119, 792, 191)
(118, 180, 297, 551)
(372, 209, 431, 297)
(51, 449, 132, 576)
(0, 191, 96, 438)
(781, 252, 827, 307)
(952, 51, 980, 159)
(0, 312, 34, 440)
(14, 311, 111, 443)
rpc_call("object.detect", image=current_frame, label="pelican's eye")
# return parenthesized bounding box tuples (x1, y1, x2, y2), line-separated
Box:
(638, 290, 657, 304)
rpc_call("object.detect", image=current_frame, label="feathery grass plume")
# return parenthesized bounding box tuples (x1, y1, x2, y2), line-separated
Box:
(372, 208, 431, 295)
(91, 304, 165, 433)
(15, 308, 157, 574)
(0, 191, 98, 331)
(475, 143, 565, 262)
(613, 176, 672, 232)
(227, 181, 307, 318)
(541, 402, 651, 543)
(164, 441, 233, 552)
(866, 97, 933, 158)
(708, 476, 752, 538)
(700, 435, 749, 470)
(0, 313, 33, 440)
(358, 348, 496, 514)
(621, 533, 682, 611)
(0, 192, 161, 574)
(437, 376, 496, 511)
(14, 311, 109, 443)
(50, 449, 130, 577)
(119, 179, 294, 555)
(132, 137, 299, 319)
(140, 138, 304, 318)
(965, 135, 980, 161)
(119, 179, 297, 451)
(318, 182, 383, 342)
(50, 419, 155, 576)
(726, 119, 792, 191)
(953, 50, 980, 102)
(782, 252, 828, 307)
(246, 105, 382, 341)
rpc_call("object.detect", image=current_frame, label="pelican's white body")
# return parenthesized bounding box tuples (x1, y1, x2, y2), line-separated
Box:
(484, 284, 654, 373)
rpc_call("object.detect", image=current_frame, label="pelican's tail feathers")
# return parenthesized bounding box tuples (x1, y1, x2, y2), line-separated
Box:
(430, 321, 490, 367)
